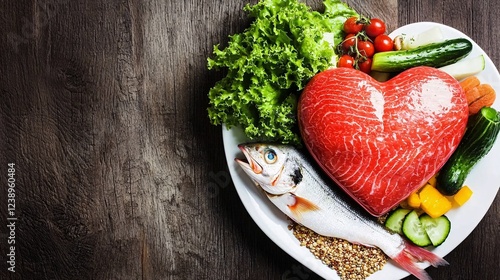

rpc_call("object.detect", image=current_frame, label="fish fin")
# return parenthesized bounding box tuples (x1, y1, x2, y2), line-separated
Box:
(403, 241, 449, 267)
(392, 241, 448, 280)
(287, 194, 320, 219)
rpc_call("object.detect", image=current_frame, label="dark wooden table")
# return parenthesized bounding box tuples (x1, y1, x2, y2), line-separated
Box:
(1, 0, 498, 279)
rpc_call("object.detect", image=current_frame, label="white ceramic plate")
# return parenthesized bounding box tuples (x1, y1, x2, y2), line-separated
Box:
(222, 22, 500, 280)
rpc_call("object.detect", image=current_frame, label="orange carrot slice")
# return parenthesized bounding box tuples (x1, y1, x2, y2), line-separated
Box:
(469, 84, 496, 115)
(465, 86, 481, 105)
(459, 76, 480, 93)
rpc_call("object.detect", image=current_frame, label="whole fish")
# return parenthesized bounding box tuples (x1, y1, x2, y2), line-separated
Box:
(235, 143, 448, 280)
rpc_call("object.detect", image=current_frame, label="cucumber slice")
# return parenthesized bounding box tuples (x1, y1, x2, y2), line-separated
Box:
(420, 214, 451, 246)
(385, 208, 411, 234)
(402, 210, 432, 247)
(439, 54, 485, 80)
(400, 26, 444, 50)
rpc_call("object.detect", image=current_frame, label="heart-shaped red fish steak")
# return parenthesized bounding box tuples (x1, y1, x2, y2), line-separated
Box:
(298, 66, 468, 216)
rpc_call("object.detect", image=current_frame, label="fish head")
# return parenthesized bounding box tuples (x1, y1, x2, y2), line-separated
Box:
(235, 143, 302, 195)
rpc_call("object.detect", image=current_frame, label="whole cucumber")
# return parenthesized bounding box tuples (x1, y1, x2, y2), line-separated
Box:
(371, 38, 472, 72)
(436, 107, 500, 195)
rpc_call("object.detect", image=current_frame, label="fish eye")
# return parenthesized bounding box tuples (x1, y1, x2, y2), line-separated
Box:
(264, 149, 278, 164)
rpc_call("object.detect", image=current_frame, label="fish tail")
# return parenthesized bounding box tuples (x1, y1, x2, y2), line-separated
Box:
(392, 241, 449, 280)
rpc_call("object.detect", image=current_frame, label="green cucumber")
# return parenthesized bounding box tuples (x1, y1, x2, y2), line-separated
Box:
(420, 214, 451, 246)
(402, 210, 432, 247)
(371, 38, 473, 72)
(385, 208, 411, 234)
(436, 107, 500, 195)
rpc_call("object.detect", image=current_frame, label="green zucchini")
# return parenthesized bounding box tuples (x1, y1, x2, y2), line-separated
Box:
(371, 38, 473, 72)
(436, 107, 500, 195)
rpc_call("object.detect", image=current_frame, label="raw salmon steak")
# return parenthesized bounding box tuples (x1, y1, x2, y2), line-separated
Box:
(298, 66, 468, 216)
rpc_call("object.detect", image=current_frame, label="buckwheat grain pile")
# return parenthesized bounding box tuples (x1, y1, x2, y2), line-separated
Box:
(289, 222, 388, 280)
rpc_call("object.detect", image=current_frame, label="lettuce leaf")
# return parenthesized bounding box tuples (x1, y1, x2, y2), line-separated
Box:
(208, 0, 358, 144)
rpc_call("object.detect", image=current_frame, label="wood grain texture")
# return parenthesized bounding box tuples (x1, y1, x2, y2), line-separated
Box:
(0, 0, 498, 280)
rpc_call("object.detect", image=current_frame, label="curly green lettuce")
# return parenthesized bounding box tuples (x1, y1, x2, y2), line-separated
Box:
(208, 0, 358, 144)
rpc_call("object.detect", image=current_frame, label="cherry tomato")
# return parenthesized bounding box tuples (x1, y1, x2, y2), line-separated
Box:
(358, 58, 372, 74)
(341, 33, 357, 53)
(357, 40, 375, 58)
(343, 17, 364, 34)
(365, 18, 386, 38)
(374, 34, 394, 52)
(338, 54, 355, 68)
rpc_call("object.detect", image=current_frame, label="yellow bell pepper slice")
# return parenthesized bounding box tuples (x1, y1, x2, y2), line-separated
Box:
(427, 175, 437, 187)
(453, 186, 473, 206)
(407, 191, 421, 208)
(419, 184, 452, 218)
